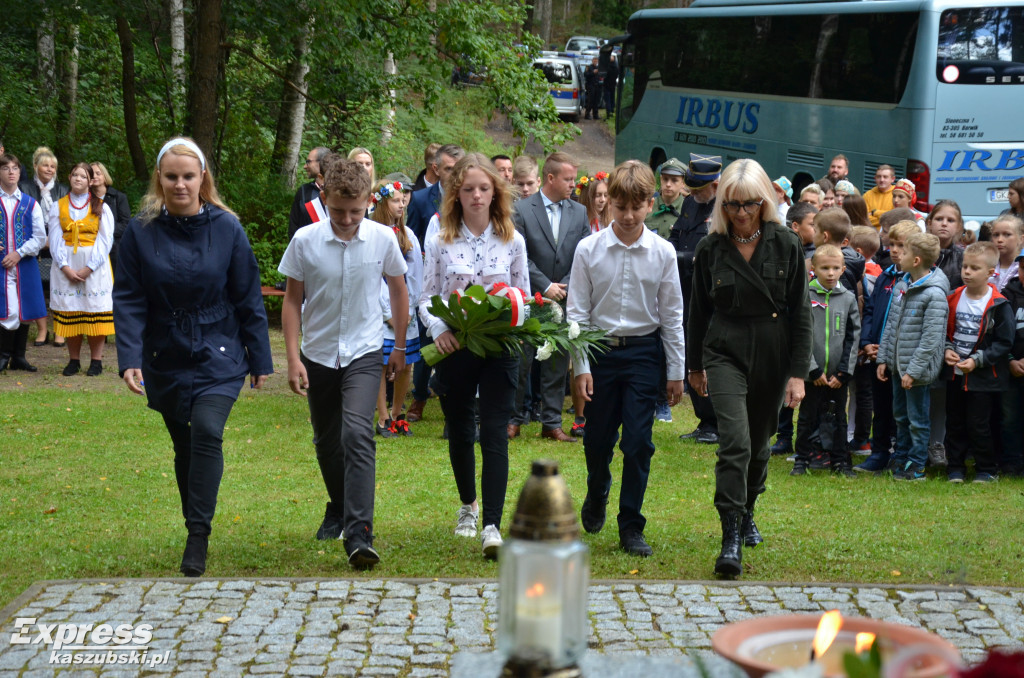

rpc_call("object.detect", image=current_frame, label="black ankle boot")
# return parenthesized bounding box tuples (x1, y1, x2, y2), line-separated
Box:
(180, 534, 208, 577)
(62, 359, 81, 376)
(741, 509, 763, 547)
(86, 359, 103, 376)
(715, 512, 743, 577)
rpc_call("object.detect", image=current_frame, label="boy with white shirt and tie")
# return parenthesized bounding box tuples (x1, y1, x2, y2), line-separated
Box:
(568, 160, 686, 557)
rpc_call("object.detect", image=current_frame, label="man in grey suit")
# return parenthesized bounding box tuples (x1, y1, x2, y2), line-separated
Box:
(510, 152, 591, 442)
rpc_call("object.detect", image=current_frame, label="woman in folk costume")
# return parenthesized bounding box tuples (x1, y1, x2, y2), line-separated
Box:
(0, 152, 47, 372)
(48, 162, 115, 376)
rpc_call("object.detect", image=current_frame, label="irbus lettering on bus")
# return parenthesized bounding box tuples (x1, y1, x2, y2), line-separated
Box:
(675, 97, 759, 134)
(936, 149, 1024, 173)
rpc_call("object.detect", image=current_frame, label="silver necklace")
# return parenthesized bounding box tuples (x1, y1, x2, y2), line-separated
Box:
(731, 228, 761, 244)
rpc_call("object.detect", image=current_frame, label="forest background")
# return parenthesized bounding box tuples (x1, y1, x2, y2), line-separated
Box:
(0, 0, 683, 286)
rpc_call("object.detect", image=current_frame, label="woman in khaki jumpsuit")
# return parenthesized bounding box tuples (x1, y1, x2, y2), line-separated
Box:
(686, 159, 812, 578)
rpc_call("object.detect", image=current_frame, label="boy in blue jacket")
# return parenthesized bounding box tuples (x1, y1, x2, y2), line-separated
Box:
(876, 232, 950, 481)
(854, 221, 920, 473)
(943, 242, 1015, 483)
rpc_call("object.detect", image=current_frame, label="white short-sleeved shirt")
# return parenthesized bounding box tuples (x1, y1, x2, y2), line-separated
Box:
(279, 218, 408, 368)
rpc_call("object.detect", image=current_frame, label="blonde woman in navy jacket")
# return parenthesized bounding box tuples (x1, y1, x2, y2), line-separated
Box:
(113, 138, 273, 578)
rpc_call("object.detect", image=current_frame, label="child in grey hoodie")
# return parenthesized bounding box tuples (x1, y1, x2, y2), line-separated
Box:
(792, 245, 861, 476)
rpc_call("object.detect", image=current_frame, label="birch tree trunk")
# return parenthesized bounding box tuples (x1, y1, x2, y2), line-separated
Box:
(37, 11, 56, 98)
(169, 0, 186, 113)
(382, 51, 396, 143)
(270, 28, 311, 187)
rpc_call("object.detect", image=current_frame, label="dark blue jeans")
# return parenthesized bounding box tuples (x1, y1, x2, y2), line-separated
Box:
(891, 381, 931, 469)
(582, 339, 661, 535)
(162, 394, 238, 537)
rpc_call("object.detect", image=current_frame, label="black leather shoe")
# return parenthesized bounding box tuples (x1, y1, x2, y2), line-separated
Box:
(770, 437, 793, 455)
(315, 502, 343, 540)
(180, 534, 208, 577)
(9, 357, 38, 372)
(619, 530, 653, 557)
(86, 359, 103, 376)
(741, 510, 763, 548)
(62, 359, 81, 377)
(715, 512, 743, 577)
(696, 429, 720, 444)
(580, 492, 608, 534)
(679, 427, 701, 440)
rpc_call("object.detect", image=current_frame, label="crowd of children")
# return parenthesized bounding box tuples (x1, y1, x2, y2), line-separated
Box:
(770, 164, 1024, 483)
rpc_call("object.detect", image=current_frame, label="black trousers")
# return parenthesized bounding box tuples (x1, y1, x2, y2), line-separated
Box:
(162, 394, 237, 537)
(583, 338, 661, 535)
(434, 349, 518, 529)
(869, 371, 895, 457)
(946, 377, 999, 475)
(852, 361, 874, 441)
(794, 381, 849, 462)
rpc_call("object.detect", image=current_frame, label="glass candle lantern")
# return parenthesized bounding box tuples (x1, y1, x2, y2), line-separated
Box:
(498, 460, 590, 677)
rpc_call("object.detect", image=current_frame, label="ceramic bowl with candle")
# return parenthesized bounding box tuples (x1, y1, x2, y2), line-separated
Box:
(712, 612, 961, 678)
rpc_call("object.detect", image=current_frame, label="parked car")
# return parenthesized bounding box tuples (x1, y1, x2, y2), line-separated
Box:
(533, 56, 582, 123)
(565, 36, 601, 55)
(450, 56, 486, 87)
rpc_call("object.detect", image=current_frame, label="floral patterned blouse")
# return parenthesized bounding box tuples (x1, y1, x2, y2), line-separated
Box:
(418, 221, 528, 340)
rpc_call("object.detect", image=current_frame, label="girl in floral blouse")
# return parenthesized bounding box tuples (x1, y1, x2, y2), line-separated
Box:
(576, 171, 610, 233)
(418, 152, 528, 560)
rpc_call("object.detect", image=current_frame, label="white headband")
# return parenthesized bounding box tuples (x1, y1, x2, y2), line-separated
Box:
(156, 138, 206, 171)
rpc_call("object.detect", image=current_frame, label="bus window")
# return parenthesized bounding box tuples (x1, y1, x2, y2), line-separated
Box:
(633, 13, 918, 104)
(937, 7, 1024, 84)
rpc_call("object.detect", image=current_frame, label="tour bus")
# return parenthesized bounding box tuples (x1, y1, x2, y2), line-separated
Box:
(607, 1, 1024, 223)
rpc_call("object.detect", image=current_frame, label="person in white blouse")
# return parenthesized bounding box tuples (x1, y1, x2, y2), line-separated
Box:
(568, 160, 686, 559)
(418, 152, 528, 560)
(49, 162, 115, 377)
(0, 153, 48, 372)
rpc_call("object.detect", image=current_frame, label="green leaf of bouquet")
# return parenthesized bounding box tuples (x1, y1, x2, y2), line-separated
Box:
(466, 335, 488, 358)
(420, 343, 447, 367)
(464, 285, 488, 301)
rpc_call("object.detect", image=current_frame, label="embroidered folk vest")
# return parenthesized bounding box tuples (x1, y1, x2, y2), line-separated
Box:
(0, 194, 38, 253)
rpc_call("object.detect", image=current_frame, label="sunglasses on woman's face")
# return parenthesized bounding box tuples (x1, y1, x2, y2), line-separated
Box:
(721, 199, 764, 215)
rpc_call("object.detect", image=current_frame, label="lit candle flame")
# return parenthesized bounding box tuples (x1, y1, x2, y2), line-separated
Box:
(525, 582, 546, 598)
(855, 632, 876, 654)
(811, 610, 842, 660)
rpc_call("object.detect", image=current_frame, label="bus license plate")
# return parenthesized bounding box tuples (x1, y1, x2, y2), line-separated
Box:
(989, 189, 1009, 203)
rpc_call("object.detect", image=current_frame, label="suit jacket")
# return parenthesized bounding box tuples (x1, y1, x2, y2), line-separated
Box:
(512, 191, 590, 295)
(103, 187, 132, 262)
(407, 183, 441, 247)
(287, 180, 322, 241)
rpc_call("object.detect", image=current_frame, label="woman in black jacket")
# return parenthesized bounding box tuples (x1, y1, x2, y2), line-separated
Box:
(89, 162, 132, 272)
(113, 137, 273, 577)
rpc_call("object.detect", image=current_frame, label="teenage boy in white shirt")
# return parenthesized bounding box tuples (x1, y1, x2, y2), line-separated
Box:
(568, 159, 686, 558)
(279, 160, 409, 570)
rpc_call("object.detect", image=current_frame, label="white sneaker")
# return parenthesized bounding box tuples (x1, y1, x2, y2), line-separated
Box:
(454, 504, 478, 537)
(481, 524, 503, 559)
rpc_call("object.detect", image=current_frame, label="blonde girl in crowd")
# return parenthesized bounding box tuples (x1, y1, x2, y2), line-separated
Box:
(348, 147, 376, 186)
(48, 162, 115, 376)
(576, 171, 610, 233)
(418, 153, 527, 560)
(370, 179, 422, 437)
(19, 146, 68, 347)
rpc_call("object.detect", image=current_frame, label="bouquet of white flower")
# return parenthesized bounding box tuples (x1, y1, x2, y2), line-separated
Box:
(420, 283, 609, 366)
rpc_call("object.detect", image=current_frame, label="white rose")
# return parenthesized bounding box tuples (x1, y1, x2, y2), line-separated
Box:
(551, 303, 564, 322)
(535, 340, 555, 361)
(568, 321, 580, 340)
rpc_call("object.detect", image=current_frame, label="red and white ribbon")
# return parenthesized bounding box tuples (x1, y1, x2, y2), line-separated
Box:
(493, 285, 527, 327)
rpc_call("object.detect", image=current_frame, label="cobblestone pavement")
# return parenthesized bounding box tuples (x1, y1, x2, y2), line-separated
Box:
(2, 579, 1023, 677)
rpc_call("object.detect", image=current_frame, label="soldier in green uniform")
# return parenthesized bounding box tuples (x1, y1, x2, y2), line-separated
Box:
(686, 159, 812, 578)
(647, 158, 688, 240)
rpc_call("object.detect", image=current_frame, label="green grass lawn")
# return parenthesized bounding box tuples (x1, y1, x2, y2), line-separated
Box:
(2, 329, 1023, 610)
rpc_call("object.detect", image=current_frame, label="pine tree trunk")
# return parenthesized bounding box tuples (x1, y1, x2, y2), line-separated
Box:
(187, 0, 224, 169)
(37, 12, 56, 98)
(270, 29, 311, 188)
(536, 0, 552, 48)
(55, 23, 79, 163)
(115, 16, 150, 181)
